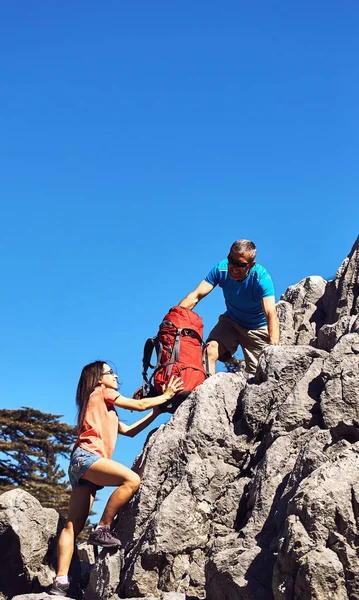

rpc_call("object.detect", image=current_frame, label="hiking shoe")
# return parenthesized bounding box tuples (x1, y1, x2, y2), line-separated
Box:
(50, 579, 70, 596)
(224, 356, 245, 373)
(88, 526, 121, 548)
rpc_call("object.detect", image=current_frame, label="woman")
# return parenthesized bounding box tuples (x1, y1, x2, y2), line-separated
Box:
(51, 360, 183, 597)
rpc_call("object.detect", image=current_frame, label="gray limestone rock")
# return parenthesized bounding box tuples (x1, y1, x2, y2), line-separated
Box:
(273, 443, 359, 599)
(11, 595, 190, 600)
(6, 238, 359, 600)
(108, 594, 188, 600)
(77, 542, 96, 565)
(85, 372, 248, 600)
(0, 489, 59, 599)
(278, 276, 327, 346)
(85, 548, 123, 600)
(11, 595, 53, 600)
(241, 345, 327, 439)
(84, 233, 359, 599)
(320, 332, 359, 434)
(77, 543, 96, 588)
(282, 276, 327, 310)
(275, 301, 295, 346)
(317, 236, 359, 350)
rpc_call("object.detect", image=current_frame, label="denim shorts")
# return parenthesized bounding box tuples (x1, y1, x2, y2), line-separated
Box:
(68, 446, 103, 491)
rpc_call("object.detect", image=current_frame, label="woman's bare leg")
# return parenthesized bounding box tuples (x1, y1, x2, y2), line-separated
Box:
(56, 485, 96, 576)
(82, 458, 140, 525)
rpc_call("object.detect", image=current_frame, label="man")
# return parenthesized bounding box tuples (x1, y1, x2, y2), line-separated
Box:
(178, 239, 280, 375)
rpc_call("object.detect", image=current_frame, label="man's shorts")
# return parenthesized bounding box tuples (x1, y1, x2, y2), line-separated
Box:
(207, 314, 269, 374)
(68, 446, 103, 491)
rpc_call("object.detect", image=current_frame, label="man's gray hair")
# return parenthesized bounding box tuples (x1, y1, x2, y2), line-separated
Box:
(230, 239, 256, 261)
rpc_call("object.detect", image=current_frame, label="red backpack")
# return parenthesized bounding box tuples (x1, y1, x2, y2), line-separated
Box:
(134, 306, 209, 413)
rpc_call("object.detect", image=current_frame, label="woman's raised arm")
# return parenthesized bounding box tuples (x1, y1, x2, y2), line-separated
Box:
(113, 376, 184, 412)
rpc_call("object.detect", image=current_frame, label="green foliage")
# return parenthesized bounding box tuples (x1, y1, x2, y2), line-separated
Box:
(0, 407, 76, 516)
(0, 407, 97, 541)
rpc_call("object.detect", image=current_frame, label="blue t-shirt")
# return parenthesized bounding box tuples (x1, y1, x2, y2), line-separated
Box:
(205, 259, 275, 329)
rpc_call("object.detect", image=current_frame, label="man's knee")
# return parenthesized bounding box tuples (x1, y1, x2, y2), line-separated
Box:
(207, 340, 219, 361)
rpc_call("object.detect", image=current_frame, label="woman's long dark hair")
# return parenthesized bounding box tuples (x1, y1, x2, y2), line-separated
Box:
(76, 361, 106, 432)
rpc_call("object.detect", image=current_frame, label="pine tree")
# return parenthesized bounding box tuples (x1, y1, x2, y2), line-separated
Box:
(0, 407, 97, 540)
(0, 407, 76, 515)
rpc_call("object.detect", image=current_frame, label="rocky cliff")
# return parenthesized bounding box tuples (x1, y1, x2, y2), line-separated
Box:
(2, 236, 359, 600)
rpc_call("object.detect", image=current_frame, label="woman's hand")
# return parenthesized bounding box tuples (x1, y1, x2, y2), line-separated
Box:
(161, 376, 184, 400)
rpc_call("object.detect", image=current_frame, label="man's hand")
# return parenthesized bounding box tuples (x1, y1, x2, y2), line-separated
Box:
(262, 296, 280, 345)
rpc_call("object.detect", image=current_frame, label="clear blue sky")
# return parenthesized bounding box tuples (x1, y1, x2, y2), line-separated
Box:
(1, 1, 358, 520)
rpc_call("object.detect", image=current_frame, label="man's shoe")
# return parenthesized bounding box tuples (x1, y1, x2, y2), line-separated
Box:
(224, 356, 245, 373)
(88, 526, 121, 548)
(49, 579, 70, 596)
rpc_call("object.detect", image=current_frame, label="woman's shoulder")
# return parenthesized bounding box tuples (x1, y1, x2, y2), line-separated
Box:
(102, 387, 121, 403)
(90, 385, 120, 403)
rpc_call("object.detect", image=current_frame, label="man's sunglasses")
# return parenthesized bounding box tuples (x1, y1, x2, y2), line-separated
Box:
(227, 254, 252, 268)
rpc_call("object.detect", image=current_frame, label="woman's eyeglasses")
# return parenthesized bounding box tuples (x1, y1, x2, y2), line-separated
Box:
(102, 368, 115, 376)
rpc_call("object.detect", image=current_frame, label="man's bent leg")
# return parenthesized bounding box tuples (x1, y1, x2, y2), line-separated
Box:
(207, 315, 242, 374)
(206, 340, 220, 375)
(241, 327, 269, 374)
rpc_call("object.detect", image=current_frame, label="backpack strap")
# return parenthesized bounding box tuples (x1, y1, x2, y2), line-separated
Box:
(153, 339, 163, 371)
(202, 343, 210, 377)
(142, 337, 163, 396)
(182, 328, 210, 378)
(167, 328, 182, 377)
(142, 337, 157, 382)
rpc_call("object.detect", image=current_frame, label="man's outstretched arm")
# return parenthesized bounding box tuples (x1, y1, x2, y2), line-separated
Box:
(261, 296, 280, 345)
(179, 280, 214, 310)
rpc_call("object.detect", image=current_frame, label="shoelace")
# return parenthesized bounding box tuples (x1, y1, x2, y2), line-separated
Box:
(99, 527, 119, 541)
(104, 528, 114, 540)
